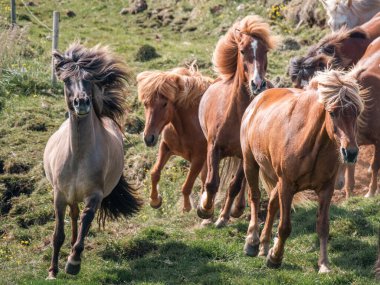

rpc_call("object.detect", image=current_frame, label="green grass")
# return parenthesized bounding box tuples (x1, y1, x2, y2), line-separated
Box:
(0, 0, 379, 284)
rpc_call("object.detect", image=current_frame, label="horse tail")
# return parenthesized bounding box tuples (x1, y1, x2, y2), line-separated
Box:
(216, 157, 241, 205)
(259, 170, 310, 207)
(97, 175, 143, 227)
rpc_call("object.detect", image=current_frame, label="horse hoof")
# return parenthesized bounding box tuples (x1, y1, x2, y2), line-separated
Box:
(244, 242, 259, 257)
(182, 205, 192, 213)
(266, 249, 282, 269)
(318, 264, 331, 274)
(230, 207, 245, 218)
(197, 205, 214, 219)
(364, 191, 374, 198)
(258, 244, 269, 257)
(46, 273, 56, 280)
(150, 195, 163, 209)
(65, 261, 81, 275)
(200, 218, 213, 227)
(215, 217, 228, 228)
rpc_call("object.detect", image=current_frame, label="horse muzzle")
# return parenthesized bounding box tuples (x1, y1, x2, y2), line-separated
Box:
(73, 97, 91, 117)
(251, 80, 267, 95)
(341, 147, 359, 164)
(144, 134, 158, 147)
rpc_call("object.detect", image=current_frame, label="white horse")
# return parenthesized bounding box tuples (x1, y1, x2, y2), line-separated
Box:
(320, 0, 380, 30)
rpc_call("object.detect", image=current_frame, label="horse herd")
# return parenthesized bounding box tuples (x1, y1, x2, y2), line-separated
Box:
(42, 11, 380, 280)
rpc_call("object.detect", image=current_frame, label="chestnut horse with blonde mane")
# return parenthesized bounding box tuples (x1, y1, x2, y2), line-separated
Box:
(197, 15, 276, 226)
(44, 43, 142, 279)
(241, 69, 364, 272)
(289, 12, 380, 89)
(137, 66, 212, 212)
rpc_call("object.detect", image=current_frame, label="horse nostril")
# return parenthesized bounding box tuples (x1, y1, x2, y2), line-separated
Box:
(251, 80, 257, 90)
(341, 148, 347, 157)
(261, 80, 267, 89)
(85, 97, 90, 105)
(341, 147, 359, 163)
(73, 98, 80, 107)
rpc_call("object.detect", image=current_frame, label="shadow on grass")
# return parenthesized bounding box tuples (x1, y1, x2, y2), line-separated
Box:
(102, 239, 243, 284)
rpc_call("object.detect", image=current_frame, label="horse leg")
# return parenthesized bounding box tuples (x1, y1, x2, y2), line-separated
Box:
(199, 163, 213, 226)
(215, 162, 244, 228)
(47, 191, 67, 279)
(69, 204, 79, 247)
(181, 159, 204, 212)
(365, 146, 380, 198)
(344, 164, 355, 199)
(242, 152, 261, 257)
(316, 181, 334, 273)
(231, 178, 247, 218)
(267, 180, 293, 268)
(197, 144, 220, 219)
(259, 187, 279, 257)
(65, 193, 101, 275)
(334, 163, 345, 190)
(150, 142, 172, 208)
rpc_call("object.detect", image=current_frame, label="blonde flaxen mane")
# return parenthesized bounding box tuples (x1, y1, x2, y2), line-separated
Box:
(136, 65, 213, 107)
(212, 15, 277, 80)
(311, 69, 364, 114)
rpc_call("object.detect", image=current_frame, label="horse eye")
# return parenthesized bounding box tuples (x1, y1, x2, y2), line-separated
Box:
(329, 111, 335, 118)
(240, 50, 244, 55)
(163, 102, 167, 108)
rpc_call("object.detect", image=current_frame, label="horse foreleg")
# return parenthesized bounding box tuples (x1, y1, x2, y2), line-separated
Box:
(231, 178, 247, 218)
(69, 204, 79, 247)
(150, 142, 172, 208)
(365, 146, 380, 198)
(47, 191, 67, 279)
(197, 144, 220, 219)
(65, 193, 101, 276)
(316, 181, 334, 273)
(242, 153, 261, 257)
(267, 180, 293, 268)
(259, 187, 279, 257)
(215, 162, 244, 228)
(181, 159, 204, 212)
(344, 164, 355, 199)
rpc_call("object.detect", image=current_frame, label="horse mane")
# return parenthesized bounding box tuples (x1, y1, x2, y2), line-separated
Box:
(136, 64, 213, 107)
(53, 42, 130, 126)
(212, 15, 276, 80)
(310, 69, 364, 114)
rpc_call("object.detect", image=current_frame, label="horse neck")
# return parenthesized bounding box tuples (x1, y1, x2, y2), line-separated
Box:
(68, 108, 99, 155)
(171, 103, 198, 135)
(230, 72, 252, 118)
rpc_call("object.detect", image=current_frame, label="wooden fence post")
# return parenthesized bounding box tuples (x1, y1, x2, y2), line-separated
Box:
(51, 11, 60, 85)
(10, 0, 16, 26)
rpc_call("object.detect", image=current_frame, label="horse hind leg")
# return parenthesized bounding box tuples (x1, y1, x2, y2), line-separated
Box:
(47, 191, 67, 279)
(242, 151, 261, 257)
(65, 193, 102, 276)
(259, 186, 279, 257)
(365, 146, 380, 198)
(69, 204, 79, 247)
(150, 142, 171, 208)
(199, 163, 214, 226)
(215, 161, 245, 228)
(231, 178, 246, 218)
(181, 159, 204, 212)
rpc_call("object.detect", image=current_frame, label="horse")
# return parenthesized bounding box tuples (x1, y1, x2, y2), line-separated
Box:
(196, 15, 276, 227)
(136, 66, 212, 213)
(289, 12, 380, 88)
(320, 0, 380, 31)
(44, 43, 142, 279)
(240, 69, 364, 273)
(343, 37, 380, 198)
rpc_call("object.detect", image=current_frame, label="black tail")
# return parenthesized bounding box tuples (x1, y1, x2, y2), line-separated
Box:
(97, 175, 143, 227)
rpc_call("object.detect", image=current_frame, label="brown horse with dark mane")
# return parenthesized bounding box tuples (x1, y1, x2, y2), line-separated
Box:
(241, 69, 364, 272)
(137, 66, 212, 212)
(44, 43, 142, 279)
(289, 12, 380, 88)
(197, 15, 276, 226)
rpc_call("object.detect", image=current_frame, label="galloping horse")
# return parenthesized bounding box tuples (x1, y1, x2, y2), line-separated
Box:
(289, 12, 380, 88)
(197, 15, 276, 227)
(44, 43, 141, 278)
(241, 69, 363, 272)
(344, 37, 380, 198)
(320, 0, 380, 31)
(137, 66, 212, 212)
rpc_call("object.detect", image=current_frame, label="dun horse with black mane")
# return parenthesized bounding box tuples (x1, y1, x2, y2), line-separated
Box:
(241, 69, 364, 272)
(44, 43, 142, 279)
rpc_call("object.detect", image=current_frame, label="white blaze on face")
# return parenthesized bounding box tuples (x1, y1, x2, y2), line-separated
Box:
(251, 39, 262, 88)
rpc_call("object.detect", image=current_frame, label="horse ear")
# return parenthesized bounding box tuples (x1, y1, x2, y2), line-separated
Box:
(52, 50, 64, 69)
(348, 28, 367, 39)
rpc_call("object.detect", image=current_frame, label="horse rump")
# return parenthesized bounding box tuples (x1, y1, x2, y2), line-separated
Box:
(97, 175, 143, 227)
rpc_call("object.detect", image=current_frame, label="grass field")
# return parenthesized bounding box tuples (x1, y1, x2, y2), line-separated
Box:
(0, 0, 379, 284)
